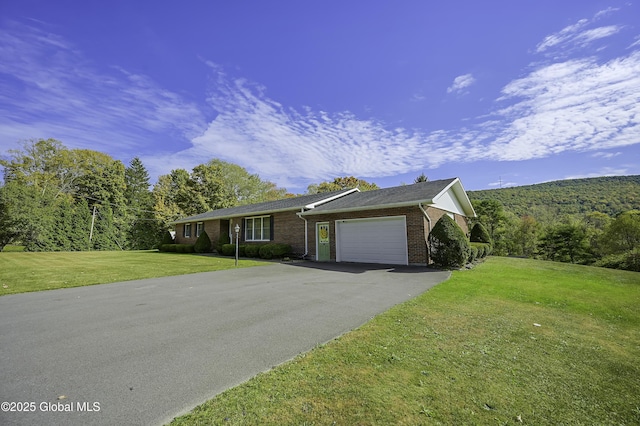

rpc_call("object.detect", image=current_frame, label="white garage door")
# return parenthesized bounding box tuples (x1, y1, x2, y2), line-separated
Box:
(336, 216, 408, 265)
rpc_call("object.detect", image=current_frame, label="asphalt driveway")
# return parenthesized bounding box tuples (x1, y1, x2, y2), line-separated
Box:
(0, 262, 450, 426)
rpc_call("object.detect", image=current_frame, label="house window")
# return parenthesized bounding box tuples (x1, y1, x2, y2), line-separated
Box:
(196, 222, 204, 237)
(244, 216, 271, 241)
(184, 223, 192, 238)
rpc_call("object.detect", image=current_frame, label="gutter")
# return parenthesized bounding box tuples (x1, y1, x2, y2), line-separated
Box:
(300, 199, 434, 216)
(419, 202, 432, 265)
(296, 208, 309, 259)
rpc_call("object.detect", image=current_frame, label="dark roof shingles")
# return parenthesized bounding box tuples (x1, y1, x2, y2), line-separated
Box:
(176, 188, 354, 222)
(305, 178, 456, 213)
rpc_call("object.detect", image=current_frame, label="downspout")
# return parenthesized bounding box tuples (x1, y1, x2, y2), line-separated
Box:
(419, 203, 432, 265)
(296, 208, 308, 259)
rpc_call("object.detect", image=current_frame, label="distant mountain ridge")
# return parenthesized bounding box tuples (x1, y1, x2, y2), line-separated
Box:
(467, 175, 640, 219)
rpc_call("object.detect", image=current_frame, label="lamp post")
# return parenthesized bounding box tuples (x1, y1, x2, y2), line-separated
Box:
(234, 223, 240, 266)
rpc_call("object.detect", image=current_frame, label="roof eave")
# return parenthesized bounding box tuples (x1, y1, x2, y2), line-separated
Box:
(300, 200, 435, 216)
(171, 189, 361, 224)
(171, 205, 304, 224)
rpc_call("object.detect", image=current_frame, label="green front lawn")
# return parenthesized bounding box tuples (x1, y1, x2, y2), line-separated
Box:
(171, 257, 640, 425)
(0, 251, 267, 295)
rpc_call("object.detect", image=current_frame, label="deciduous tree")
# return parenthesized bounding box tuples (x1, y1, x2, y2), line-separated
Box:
(307, 176, 379, 193)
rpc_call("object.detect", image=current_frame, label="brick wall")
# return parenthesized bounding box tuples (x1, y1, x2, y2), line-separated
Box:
(304, 206, 429, 265)
(174, 220, 223, 245)
(304, 205, 470, 266)
(176, 211, 307, 255)
(235, 211, 307, 256)
(173, 205, 470, 263)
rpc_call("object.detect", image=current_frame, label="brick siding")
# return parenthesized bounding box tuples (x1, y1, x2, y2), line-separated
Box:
(174, 211, 306, 255)
(174, 205, 469, 264)
(305, 205, 469, 266)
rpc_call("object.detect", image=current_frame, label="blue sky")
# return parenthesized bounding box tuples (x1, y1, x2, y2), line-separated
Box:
(1, 1, 639, 192)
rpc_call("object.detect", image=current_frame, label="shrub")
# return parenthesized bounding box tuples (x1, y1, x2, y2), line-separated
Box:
(468, 245, 479, 262)
(221, 244, 236, 256)
(216, 233, 231, 253)
(194, 231, 212, 253)
(238, 245, 247, 257)
(160, 231, 175, 246)
(175, 244, 195, 254)
(259, 243, 292, 259)
(244, 244, 262, 258)
(470, 242, 491, 259)
(470, 223, 492, 245)
(159, 244, 179, 252)
(594, 249, 640, 272)
(429, 215, 470, 268)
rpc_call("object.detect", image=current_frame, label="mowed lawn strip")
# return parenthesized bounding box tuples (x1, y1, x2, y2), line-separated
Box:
(171, 257, 640, 425)
(0, 251, 268, 295)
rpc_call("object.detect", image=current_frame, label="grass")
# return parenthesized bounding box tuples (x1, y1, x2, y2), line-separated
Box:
(170, 257, 640, 425)
(0, 251, 268, 295)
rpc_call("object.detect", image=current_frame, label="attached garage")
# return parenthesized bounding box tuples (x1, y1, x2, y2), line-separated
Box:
(335, 216, 408, 265)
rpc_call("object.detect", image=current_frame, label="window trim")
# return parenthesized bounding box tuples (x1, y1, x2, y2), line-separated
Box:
(184, 223, 192, 238)
(196, 222, 204, 238)
(244, 215, 271, 241)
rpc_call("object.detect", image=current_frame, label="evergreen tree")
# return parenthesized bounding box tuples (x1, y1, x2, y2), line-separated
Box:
(92, 204, 120, 250)
(70, 198, 91, 251)
(471, 199, 510, 255)
(414, 173, 429, 183)
(125, 157, 161, 249)
(52, 196, 75, 251)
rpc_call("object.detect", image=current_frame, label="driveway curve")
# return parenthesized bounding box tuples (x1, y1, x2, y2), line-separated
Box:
(0, 262, 449, 426)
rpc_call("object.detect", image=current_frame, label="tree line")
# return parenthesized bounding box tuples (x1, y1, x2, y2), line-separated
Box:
(0, 139, 380, 252)
(0, 139, 287, 251)
(470, 198, 640, 272)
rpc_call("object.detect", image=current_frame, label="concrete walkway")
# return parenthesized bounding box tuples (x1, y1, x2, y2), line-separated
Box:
(0, 262, 449, 426)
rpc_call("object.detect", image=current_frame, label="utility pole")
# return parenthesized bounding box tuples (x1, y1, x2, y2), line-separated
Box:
(89, 205, 97, 242)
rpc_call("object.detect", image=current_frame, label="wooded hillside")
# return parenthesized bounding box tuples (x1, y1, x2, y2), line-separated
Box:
(468, 175, 640, 220)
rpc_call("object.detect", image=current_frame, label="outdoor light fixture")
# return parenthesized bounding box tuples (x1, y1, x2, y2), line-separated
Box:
(234, 224, 240, 266)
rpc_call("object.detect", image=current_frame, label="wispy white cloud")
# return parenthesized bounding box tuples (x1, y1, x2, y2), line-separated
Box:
(1, 15, 639, 191)
(0, 20, 206, 155)
(592, 151, 622, 159)
(154, 45, 639, 188)
(536, 9, 622, 55)
(564, 167, 631, 180)
(447, 73, 476, 94)
(488, 52, 640, 161)
(536, 19, 589, 53)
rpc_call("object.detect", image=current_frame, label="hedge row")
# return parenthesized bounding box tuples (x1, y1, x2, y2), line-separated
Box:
(220, 243, 292, 260)
(469, 242, 492, 262)
(159, 244, 195, 253)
